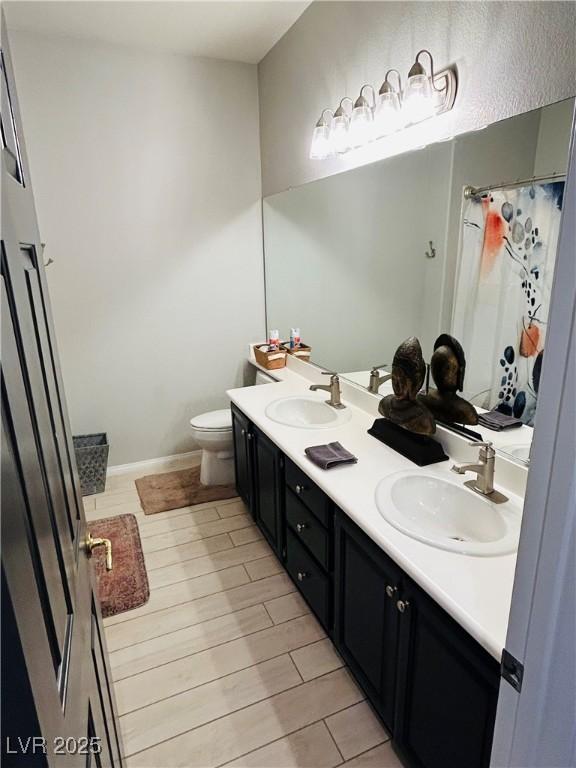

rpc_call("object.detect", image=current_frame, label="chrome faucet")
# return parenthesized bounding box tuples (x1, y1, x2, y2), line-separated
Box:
(452, 441, 499, 496)
(310, 372, 345, 409)
(368, 364, 392, 394)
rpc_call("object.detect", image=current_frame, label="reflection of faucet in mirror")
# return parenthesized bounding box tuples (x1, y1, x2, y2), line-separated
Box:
(379, 338, 435, 435)
(310, 372, 345, 409)
(368, 364, 392, 394)
(418, 334, 478, 426)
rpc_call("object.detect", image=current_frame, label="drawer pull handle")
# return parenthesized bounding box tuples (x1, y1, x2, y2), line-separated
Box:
(396, 599, 410, 614)
(247, 433, 253, 442)
(385, 585, 397, 598)
(296, 522, 307, 533)
(297, 571, 309, 582)
(241, 428, 246, 436)
(295, 484, 305, 495)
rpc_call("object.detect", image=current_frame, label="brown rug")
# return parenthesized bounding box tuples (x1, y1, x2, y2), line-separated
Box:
(135, 465, 237, 515)
(90, 514, 149, 618)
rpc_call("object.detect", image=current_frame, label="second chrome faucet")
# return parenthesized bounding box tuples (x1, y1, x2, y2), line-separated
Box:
(310, 372, 345, 409)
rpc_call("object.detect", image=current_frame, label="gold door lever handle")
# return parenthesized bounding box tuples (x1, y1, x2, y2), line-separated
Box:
(85, 532, 113, 571)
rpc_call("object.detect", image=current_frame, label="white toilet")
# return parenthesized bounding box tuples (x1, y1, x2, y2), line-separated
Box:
(189, 409, 234, 486)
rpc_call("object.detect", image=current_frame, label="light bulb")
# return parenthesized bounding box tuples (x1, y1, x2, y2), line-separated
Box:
(403, 73, 434, 123)
(373, 71, 405, 139)
(349, 98, 374, 148)
(403, 53, 436, 125)
(309, 122, 333, 159)
(374, 92, 404, 138)
(330, 104, 351, 154)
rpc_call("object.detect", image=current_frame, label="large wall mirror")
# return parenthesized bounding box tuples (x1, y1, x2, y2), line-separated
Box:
(263, 98, 574, 467)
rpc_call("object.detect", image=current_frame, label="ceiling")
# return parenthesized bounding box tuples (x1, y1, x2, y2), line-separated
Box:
(4, 1, 311, 63)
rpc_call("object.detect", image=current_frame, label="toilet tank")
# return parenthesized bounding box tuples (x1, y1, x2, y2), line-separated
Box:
(255, 370, 276, 385)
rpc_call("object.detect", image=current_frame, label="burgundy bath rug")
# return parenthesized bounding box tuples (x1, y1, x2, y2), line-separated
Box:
(89, 513, 149, 618)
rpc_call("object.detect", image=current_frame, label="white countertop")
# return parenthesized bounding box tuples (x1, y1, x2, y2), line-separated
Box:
(228, 354, 524, 660)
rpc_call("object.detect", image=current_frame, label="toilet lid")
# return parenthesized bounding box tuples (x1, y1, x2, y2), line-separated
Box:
(190, 409, 232, 431)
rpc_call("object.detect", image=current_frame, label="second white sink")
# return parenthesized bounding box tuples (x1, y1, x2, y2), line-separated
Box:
(265, 395, 351, 429)
(375, 471, 522, 556)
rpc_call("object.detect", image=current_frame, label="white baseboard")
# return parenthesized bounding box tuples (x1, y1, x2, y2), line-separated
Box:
(107, 450, 202, 478)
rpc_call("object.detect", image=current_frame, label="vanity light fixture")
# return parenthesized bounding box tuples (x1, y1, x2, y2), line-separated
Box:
(330, 97, 353, 154)
(350, 85, 376, 147)
(309, 109, 335, 159)
(310, 49, 457, 158)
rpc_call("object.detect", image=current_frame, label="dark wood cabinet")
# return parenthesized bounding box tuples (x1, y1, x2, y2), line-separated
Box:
(393, 579, 499, 768)
(231, 404, 254, 516)
(283, 458, 334, 633)
(285, 528, 331, 630)
(286, 489, 330, 570)
(231, 405, 500, 768)
(334, 509, 402, 731)
(252, 425, 284, 559)
(335, 510, 499, 768)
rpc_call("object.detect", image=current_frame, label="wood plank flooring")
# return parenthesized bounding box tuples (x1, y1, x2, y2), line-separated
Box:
(88, 457, 402, 767)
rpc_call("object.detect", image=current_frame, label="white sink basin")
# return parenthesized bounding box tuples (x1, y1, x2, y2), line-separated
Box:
(265, 395, 351, 429)
(375, 471, 522, 556)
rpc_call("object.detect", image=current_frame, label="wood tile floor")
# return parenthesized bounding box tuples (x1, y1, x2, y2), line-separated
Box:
(86, 457, 403, 768)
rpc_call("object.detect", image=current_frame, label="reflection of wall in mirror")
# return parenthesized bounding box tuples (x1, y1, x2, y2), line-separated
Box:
(264, 142, 452, 373)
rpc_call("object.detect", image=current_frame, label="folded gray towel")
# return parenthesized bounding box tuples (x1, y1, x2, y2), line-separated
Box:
(305, 441, 358, 470)
(478, 409, 523, 431)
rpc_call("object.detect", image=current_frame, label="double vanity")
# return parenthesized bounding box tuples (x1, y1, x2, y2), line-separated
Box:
(228, 354, 525, 768)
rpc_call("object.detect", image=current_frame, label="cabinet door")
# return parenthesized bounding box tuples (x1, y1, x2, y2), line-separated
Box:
(231, 405, 253, 515)
(334, 511, 402, 730)
(253, 426, 284, 558)
(394, 581, 499, 768)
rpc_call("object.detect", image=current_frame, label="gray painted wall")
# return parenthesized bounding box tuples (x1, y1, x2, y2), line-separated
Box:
(9, 30, 265, 465)
(258, 1, 576, 196)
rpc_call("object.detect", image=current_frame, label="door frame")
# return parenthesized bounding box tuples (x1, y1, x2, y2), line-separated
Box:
(490, 105, 576, 766)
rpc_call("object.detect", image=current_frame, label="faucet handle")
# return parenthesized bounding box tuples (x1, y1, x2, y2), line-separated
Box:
(370, 363, 389, 372)
(322, 371, 339, 379)
(469, 440, 495, 457)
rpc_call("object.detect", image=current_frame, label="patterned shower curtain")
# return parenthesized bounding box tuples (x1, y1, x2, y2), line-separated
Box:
(452, 181, 564, 425)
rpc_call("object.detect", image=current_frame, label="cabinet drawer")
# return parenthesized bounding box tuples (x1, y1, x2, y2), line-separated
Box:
(285, 459, 332, 527)
(286, 489, 330, 570)
(285, 528, 331, 630)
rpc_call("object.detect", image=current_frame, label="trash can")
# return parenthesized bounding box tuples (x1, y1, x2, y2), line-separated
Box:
(73, 433, 109, 496)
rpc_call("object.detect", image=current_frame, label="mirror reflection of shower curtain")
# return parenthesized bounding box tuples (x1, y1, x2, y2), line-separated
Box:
(452, 181, 564, 425)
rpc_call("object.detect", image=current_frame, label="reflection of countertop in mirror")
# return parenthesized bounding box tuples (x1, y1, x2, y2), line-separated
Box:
(474, 407, 533, 464)
(342, 371, 533, 464)
(341, 370, 394, 394)
(232, 348, 528, 660)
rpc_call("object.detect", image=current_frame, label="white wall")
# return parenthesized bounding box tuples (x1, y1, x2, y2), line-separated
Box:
(258, 1, 576, 196)
(9, 30, 265, 465)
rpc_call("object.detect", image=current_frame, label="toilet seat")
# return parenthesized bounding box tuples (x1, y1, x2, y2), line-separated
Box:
(190, 409, 232, 432)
